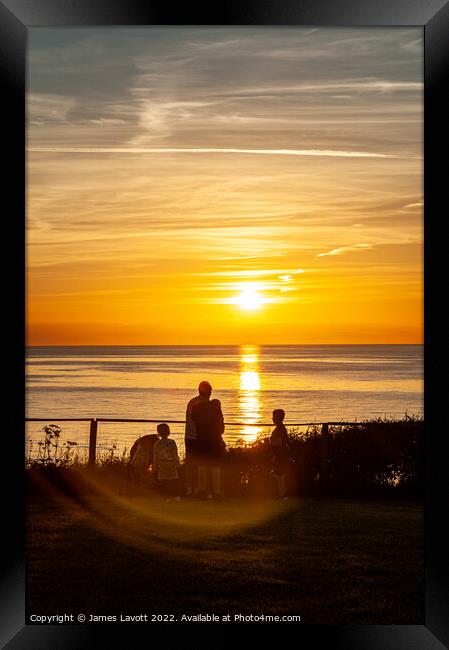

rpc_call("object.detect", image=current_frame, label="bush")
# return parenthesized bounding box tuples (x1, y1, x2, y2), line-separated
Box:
(325, 416, 424, 498)
(221, 416, 423, 498)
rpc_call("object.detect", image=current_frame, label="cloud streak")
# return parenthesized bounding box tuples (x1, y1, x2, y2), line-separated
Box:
(28, 146, 397, 159)
(195, 268, 304, 278)
(317, 244, 373, 257)
(220, 81, 423, 97)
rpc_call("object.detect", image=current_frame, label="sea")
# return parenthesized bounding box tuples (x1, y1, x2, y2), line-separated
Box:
(25, 344, 423, 460)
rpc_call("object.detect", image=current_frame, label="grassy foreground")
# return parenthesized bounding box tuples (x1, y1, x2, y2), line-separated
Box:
(26, 486, 423, 624)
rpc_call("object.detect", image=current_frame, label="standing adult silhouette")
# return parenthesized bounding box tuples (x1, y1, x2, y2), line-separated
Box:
(192, 397, 225, 499)
(184, 381, 212, 496)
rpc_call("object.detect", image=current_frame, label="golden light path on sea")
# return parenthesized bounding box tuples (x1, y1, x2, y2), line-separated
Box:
(238, 346, 264, 442)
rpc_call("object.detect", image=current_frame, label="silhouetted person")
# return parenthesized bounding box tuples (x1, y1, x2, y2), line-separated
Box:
(152, 423, 181, 501)
(270, 409, 289, 499)
(184, 381, 212, 496)
(192, 397, 225, 499)
(129, 433, 158, 485)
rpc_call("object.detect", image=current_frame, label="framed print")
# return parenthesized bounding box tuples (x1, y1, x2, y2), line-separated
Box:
(1, 1, 448, 648)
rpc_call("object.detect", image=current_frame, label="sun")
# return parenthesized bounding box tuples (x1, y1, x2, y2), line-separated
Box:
(235, 286, 265, 310)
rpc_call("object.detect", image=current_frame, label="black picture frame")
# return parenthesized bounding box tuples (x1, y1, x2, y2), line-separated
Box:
(1, 1, 448, 648)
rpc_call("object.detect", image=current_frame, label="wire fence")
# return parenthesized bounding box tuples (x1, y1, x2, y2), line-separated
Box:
(25, 416, 423, 495)
(26, 416, 334, 465)
(26, 415, 419, 462)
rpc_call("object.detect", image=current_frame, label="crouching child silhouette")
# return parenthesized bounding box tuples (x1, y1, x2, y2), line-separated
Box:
(152, 423, 181, 501)
(129, 433, 158, 486)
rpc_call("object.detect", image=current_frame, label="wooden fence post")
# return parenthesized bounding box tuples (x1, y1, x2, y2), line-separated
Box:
(320, 423, 329, 494)
(88, 419, 97, 467)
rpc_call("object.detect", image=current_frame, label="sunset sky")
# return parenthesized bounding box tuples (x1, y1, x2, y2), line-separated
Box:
(27, 27, 423, 345)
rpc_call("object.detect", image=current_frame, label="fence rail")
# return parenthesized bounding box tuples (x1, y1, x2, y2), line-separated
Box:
(26, 417, 390, 426)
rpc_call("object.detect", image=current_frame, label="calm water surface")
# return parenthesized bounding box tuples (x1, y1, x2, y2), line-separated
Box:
(26, 345, 423, 458)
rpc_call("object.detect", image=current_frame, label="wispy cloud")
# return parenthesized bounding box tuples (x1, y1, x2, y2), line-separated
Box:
(317, 244, 373, 257)
(196, 268, 304, 278)
(28, 28, 423, 159)
(221, 80, 423, 97)
(28, 93, 76, 125)
(402, 201, 423, 209)
(28, 146, 396, 159)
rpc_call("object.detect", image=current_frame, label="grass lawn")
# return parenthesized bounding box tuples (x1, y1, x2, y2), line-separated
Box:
(26, 486, 423, 624)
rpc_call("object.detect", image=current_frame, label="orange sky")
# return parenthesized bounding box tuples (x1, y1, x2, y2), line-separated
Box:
(27, 27, 423, 345)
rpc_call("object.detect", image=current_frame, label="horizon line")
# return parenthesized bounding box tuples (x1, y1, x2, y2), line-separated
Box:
(26, 342, 423, 347)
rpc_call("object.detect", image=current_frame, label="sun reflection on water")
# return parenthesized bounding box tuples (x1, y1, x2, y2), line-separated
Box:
(240, 370, 260, 391)
(238, 346, 263, 442)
